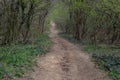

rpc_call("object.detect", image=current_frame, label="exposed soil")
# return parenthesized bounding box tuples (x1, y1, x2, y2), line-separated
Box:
(19, 22, 111, 80)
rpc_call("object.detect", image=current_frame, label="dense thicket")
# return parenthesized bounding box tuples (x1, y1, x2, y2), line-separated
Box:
(62, 0, 120, 45)
(0, 0, 51, 45)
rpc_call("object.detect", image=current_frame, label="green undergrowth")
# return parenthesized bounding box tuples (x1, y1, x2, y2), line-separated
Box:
(59, 32, 120, 80)
(0, 34, 52, 80)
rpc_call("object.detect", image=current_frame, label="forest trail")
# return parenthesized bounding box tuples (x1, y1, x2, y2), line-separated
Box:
(21, 22, 110, 80)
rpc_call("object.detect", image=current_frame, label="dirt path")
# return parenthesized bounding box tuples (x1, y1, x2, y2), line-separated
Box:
(20, 22, 110, 80)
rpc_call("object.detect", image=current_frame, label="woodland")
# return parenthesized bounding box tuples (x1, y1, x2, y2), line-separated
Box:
(0, 0, 120, 80)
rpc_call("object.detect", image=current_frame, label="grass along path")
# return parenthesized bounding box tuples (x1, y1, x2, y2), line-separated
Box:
(0, 34, 52, 80)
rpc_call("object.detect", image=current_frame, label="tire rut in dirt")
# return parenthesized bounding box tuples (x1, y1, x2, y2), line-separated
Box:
(60, 52, 72, 80)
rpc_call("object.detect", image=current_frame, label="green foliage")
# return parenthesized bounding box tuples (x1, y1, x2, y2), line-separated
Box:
(61, 0, 120, 44)
(0, 0, 52, 79)
(0, 0, 51, 45)
(93, 54, 120, 80)
(54, 1, 120, 80)
(0, 34, 52, 79)
(84, 45, 120, 54)
(84, 44, 120, 80)
(51, 0, 120, 80)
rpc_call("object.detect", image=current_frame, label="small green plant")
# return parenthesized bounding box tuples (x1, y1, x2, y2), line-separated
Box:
(0, 34, 52, 79)
(93, 54, 120, 80)
(85, 44, 120, 80)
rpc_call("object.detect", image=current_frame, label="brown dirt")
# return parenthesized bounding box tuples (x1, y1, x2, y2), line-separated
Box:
(19, 22, 111, 80)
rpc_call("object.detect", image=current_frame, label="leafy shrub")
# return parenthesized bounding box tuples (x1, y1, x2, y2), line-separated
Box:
(93, 54, 120, 80)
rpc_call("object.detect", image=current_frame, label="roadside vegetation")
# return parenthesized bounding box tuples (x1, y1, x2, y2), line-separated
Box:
(85, 44, 120, 80)
(0, 0, 52, 79)
(0, 34, 52, 79)
(60, 33, 120, 80)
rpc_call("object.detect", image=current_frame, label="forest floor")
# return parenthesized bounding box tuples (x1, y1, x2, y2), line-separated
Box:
(20, 22, 111, 80)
